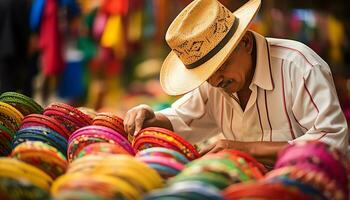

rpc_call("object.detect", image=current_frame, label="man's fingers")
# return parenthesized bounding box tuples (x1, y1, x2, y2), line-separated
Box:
(206, 146, 221, 155)
(199, 143, 215, 156)
(124, 111, 137, 136)
(123, 113, 130, 134)
(134, 110, 146, 136)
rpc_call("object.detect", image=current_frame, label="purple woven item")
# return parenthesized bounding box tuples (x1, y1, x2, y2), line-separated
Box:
(275, 141, 349, 199)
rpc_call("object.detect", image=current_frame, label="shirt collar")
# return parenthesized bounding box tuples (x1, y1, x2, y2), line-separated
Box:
(250, 31, 274, 91)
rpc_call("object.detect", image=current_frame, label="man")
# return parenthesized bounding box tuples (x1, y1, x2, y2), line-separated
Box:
(124, 0, 348, 164)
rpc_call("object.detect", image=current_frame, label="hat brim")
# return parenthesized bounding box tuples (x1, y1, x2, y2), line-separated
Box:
(160, 0, 261, 95)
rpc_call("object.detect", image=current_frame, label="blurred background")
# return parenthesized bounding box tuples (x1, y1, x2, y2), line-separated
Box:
(0, 0, 349, 119)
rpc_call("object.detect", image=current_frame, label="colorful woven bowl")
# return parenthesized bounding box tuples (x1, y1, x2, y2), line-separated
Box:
(144, 181, 224, 200)
(0, 92, 43, 116)
(276, 141, 349, 182)
(11, 141, 68, 179)
(43, 103, 92, 134)
(274, 141, 349, 199)
(136, 147, 189, 164)
(66, 155, 105, 174)
(76, 142, 130, 158)
(212, 150, 267, 179)
(68, 125, 134, 162)
(92, 112, 127, 139)
(77, 107, 98, 119)
(0, 158, 53, 192)
(170, 161, 238, 189)
(51, 173, 139, 200)
(52, 190, 105, 200)
(170, 150, 266, 190)
(13, 126, 68, 157)
(55, 155, 163, 197)
(223, 181, 309, 200)
(0, 124, 13, 155)
(21, 114, 70, 140)
(0, 177, 50, 200)
(136, 147, 189, 179)
(133, 127, 200, 161)
(265, 175, 328, 200)
(84, 155, 164, 192)
(265, 166, 338, 199)
(0, 102, 24, 133)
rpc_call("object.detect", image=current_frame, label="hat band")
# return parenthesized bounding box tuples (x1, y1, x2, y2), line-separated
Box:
(185, 18, 240, 69)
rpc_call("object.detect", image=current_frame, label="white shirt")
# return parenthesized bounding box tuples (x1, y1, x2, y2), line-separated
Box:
(159, 31, 348, 153)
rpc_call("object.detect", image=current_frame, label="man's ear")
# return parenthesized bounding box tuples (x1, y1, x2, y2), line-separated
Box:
(241, 32, 254, 54)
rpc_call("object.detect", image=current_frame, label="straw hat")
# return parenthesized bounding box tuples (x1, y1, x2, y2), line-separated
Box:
(160, 0, 261, 95)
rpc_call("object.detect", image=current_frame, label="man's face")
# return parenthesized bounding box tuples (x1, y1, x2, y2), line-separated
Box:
(207, 40, 254, 94)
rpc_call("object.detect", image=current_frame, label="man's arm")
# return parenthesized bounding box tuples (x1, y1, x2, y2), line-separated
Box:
(290, 64, 348, 153)
(200, 140, 287, 166)
(248, 141, 287, 165)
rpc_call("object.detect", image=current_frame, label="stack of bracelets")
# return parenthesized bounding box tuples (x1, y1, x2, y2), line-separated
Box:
(20, 114, 70, 140)
(0, 91, 348, 199)
(11, 141, 68, 179)
(0, 101, 23, 155)
(13, 126, 68, 157)
(0, 158, 52, 199)
(52, 155, 164, 199)
(169, 150, 266, 189)
(77, 107, 98, 119)
(0, 92, 43, 116)
(67, 125, 135, 162)
(145, 150, 266, 199)
(76, 142, 131, 158)
(136, 147, 190, 179)
(144, 181, 224, 200)
(133, 127, 200, 161)
(43, 103, 93, 134)
(92, 112, 128, 140)
(223, 141, 350, 200)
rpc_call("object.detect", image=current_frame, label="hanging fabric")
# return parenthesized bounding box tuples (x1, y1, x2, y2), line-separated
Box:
(93, 11, 108, 40)
(127, 10, 142, 42)
(38, 0, 64, 76)
(101, 15, 123, 48)
(102, 0, 128, 16)
(30, 0, 46, 31)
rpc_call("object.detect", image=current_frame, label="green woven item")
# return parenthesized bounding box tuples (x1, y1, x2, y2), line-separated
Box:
(0, 92, 43, 116)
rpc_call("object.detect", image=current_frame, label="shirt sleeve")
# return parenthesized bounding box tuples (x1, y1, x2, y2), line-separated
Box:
(157, 83, 220, 144)
(290, 63, 348, 153)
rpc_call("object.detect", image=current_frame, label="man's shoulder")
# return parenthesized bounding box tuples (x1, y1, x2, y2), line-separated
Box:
(266, 37, 328, 68)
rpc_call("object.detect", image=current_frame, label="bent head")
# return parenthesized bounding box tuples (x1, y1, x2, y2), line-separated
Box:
(160, 0, 261, 95)
(207, 31, 256, 94)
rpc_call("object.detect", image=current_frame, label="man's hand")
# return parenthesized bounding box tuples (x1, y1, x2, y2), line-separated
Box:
(124, 104, 156, 136)
(199, 139, 247, 156)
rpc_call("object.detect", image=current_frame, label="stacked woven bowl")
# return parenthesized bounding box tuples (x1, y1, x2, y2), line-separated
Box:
(52, 155, 164, 200)
(223, 141, 350, 200)
(0, 92, 44, 155)
(145, 149, 266, 199)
